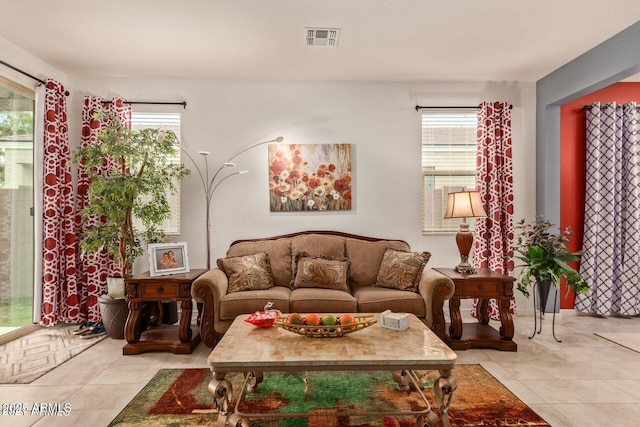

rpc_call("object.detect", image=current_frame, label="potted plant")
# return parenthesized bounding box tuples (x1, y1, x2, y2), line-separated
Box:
(73, 112, 190, 338)
(513, 215, 589, 310)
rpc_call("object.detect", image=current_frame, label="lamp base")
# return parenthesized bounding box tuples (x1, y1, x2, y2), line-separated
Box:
(454, 260, 476, 275)
(454, 225, 476, 275)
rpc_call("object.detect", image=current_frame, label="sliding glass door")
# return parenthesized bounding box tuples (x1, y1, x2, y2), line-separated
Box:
(0, 79, 35, 337)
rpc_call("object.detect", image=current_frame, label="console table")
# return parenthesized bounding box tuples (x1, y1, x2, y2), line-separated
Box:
(435, 267, 517, 351)
(123, 269, 206, 355)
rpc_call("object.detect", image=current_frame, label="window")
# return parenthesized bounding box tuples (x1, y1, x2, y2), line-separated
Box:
(131, 111, 182, 235)
(0, 76, 35, 336)
(421, 108, 477, 233)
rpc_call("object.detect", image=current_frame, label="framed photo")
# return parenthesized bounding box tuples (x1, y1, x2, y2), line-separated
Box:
(148, 242, 190, 277)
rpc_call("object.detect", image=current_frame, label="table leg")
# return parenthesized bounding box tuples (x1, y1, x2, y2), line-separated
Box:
(179, 299, 193, 343)
(477, 298, 490, 324)
(393, 370, 440, 427)
(209, 372, 233, 421)
(448, 298, 462, 339)
(244, 371, 263, 393)
(392, 369, 412, 392)
(499, 297, 515, 340)
(125, 301, 142, 343)
(433, 369, 457, 427)
(225, 413, 250, 427)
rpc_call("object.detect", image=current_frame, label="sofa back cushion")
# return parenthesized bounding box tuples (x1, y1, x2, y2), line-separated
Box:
(345, 239, 410, 288)
(291, 234, 346, 259)
(227, 238, 292, 287)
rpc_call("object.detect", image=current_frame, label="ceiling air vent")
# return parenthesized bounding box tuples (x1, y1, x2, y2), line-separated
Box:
(305, 28, 340, 47)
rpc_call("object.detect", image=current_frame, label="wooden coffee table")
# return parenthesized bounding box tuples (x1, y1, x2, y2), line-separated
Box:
(207, 313, 457, 427)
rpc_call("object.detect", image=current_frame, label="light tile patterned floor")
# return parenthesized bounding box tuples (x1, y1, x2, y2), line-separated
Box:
(1, 312, 640, 426)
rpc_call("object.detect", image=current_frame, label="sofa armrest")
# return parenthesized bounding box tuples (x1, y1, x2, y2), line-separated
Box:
(418, 268, 455, 342)
(191, 268, 229, 348)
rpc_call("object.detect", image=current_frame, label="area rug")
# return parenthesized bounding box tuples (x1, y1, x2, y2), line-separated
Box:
(109, 364, 550, 427)
(595, 332, 640, 353)
(0, 324, 106, 384)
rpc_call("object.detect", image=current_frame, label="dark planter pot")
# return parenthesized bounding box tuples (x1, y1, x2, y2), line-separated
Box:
(98, 294, 129, 339)
(531, 278, 562, 342)
(162, 301, 179, 324)
(536, 279, 555, 313)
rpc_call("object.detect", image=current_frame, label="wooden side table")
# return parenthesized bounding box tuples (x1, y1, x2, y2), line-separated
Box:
(434, 267, 517, 351)
(123, 268, 207, 355)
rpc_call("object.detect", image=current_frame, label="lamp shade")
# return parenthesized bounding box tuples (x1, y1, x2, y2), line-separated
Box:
(443, 190, 487, 219)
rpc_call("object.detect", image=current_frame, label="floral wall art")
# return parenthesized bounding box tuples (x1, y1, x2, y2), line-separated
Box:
(268, 144, 352, 212)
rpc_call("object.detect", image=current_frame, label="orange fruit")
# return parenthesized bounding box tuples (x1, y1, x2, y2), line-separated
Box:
(339, 314, 356, 331)
(339, 314, 355, 325)
(304, 314, 321, 326)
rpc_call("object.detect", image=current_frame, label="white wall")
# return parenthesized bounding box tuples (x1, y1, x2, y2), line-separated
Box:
(70, 76, 537, 314)
(0, 37, 68, 88)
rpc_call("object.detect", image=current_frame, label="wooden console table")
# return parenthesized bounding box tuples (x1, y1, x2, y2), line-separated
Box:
(435, 267, 517, 351)
(123, 269, 206, 355)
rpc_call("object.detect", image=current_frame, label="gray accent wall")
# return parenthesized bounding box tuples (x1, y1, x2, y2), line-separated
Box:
(536, 21, 640, 224)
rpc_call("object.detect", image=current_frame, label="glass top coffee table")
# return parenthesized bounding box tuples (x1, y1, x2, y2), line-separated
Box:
(207, 313, 457, 427)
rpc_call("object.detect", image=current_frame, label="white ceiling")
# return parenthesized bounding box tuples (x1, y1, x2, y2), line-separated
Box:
(2, 1, 640, 82)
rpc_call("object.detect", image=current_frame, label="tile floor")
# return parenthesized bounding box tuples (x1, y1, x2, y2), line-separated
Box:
(1, 311, 640, 426)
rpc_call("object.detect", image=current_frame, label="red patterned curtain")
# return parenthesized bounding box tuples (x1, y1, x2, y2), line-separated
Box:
(39, 79, 80, 326)
(75, 97, 131, 322)
(473, 101, 516, 319)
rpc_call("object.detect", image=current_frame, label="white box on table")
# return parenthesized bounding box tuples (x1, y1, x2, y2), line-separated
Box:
(379, 310, 410, 331)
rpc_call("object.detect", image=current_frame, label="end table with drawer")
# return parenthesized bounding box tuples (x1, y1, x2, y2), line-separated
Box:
(434, 267, 517, 351)
(123, 268, 206, 355)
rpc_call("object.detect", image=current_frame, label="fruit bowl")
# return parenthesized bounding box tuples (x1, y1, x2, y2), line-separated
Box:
(274, 314, 377, 338)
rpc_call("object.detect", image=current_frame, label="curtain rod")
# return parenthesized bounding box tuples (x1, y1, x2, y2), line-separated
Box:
(101, 100, 187, 109)
(582, 104, 640, 111)
(0, 59, 69, 96)
(415, 104, 513, 111)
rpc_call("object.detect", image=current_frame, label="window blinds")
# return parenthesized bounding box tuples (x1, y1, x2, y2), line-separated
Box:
(131, 111, 182, 235)
(421, 109, 477, 233)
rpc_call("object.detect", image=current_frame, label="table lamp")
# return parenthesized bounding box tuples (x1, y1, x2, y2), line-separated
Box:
(443, 190, 487, 274)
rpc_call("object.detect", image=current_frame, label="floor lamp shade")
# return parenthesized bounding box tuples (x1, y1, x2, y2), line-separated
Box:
(444, 190, 487, 274)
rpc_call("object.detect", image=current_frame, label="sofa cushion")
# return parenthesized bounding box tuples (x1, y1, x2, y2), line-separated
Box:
(219, 286, 291, 320)
(345, 239, 411, 288)
(353, 286, 426, 317)
(374, 249, 431, 292)
(289, 288, 357, 313)
(217, 252, 274, 293)
(291, 252, 350, 292)
(227, 238, 292, 287)
(291, 234, 345, 259)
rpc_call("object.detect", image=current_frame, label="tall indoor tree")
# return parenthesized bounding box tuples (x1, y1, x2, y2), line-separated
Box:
(74, 112, 190, 280)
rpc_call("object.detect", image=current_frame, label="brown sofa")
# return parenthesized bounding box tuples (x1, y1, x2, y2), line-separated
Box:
(192, 231, 455, 348)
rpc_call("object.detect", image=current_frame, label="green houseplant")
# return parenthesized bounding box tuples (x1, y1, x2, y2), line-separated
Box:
(514, 215, 589, 302)
(73, 112, 190, 337)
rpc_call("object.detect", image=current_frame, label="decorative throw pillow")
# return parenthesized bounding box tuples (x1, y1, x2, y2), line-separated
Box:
(374, 249, 431, 292)
(291, 252, 350, 292)
(217, 252, 274, 293)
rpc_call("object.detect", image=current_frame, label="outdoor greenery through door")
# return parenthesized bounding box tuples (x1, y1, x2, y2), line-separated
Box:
(0, 78, 35, 338)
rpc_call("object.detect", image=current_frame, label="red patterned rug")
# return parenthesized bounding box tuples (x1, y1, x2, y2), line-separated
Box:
(109, 364, 550, 427)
